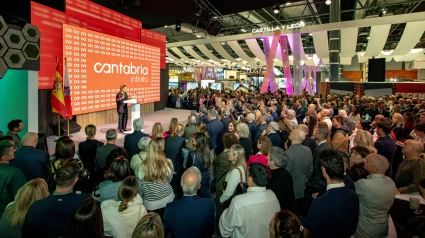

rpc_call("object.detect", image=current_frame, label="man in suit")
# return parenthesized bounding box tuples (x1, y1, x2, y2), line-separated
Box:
(298, 125, 316, 155)
(10, 132, 49, 181)
(295, 100, 306, 125)
(124, 118, 149, 160)
(22, 162, 90, 238)
(246, 113, 257, 140)
(374, 118, 397, 177)
(164, 124, 186, 199)
(0, 140, 26, 219)
(303, 150, 359, 238)
(162, 167, 215, 238)
(96, 129, 119, 171)
(253, 115, 268, 153)
(285, 128, 313, 216)
(200, 107, 209, 124)
(370, 101, 390, 121)
(355, 153, 396, 238)
(6, 119, 24, 150)
(184, 115, 197, 140)
(222, 109, 232, 133)
(266, 122, 283, 148)
(206, 109, 224, 153)
(310, 126, 331, 184)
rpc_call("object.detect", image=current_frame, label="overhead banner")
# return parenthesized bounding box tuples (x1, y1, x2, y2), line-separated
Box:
(63, 24, 160, 115)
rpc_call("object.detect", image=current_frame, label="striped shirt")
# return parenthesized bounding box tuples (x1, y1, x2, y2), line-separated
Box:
(141, 171, 173, 202)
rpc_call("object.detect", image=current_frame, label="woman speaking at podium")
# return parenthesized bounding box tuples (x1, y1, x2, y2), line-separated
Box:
(116, 85, 129, 133)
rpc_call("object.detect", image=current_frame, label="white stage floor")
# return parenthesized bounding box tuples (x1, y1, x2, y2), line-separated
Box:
(47, 108, 191, 155)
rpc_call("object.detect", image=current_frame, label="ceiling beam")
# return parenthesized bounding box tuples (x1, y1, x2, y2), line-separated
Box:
(167, 11, 425, 48)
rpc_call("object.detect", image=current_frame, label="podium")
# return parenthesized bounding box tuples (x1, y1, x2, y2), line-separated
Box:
(123, 99, 140, 133)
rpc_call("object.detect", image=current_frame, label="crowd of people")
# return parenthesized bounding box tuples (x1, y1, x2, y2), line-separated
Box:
(1, 88, 425, 238)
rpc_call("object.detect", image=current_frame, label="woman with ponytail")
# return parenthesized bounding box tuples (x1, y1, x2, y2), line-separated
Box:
(269, 210, 310, 238)
(102, 176, 147, 238)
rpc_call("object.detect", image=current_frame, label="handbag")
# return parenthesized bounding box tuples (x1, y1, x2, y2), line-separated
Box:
(211, 169, 228, 193)
(221, 167, 248, 209)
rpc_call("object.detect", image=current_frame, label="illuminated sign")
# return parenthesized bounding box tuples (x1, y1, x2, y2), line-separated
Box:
(252, 22, 306, 34)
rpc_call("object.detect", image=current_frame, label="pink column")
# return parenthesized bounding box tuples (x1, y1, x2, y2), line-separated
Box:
(261, 34, 280, 93)
(280, 35, 293, 95)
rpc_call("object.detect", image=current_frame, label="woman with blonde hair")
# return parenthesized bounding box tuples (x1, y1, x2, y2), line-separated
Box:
(141, 137, 174, 216)
(392, 112, 405, 179)
(163, 118, 178, 138)
(353, 130, 377, 153)
(102, 176, 147, 238)
(0, 178, 49, 238)
(151, 123, 164, 139)
(237, 123, 253, 160)
(132, 212, 164, 238)
(219, 144, 247, 207)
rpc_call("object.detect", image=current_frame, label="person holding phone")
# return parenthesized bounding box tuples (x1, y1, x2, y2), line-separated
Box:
(116, 85, 129, 133)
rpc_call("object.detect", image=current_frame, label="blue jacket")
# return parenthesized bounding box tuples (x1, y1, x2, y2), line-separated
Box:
(124, 131, 150, 160)
(303, 187, 359, 238)
(267, 133, 283, 148)
(163, 195, 215, 238)
(22, 192, 90, 238)
(11, 146, 49, 181)
(207, 119, 224, 152)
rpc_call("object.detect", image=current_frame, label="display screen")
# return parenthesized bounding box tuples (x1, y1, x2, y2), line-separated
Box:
(201, 80, 215, 88)
(210, 83, 222, 90)
(187, 82, 199, 90)
(63, 24, 160, 115)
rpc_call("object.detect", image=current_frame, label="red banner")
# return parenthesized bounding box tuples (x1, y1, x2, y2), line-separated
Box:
(141, 29, 166, 69)
(394, 83, 425, 98)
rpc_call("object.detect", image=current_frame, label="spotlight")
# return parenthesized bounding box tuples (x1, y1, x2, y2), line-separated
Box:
(299, 20, 305, 25)
(309, 33, 313, 36)
(273, 5, 280, 14)
(325, 0, 331, 5)
(175, 21, 181, 32)
(195, 4, 203, 17)
(382, 7, 387, 14)
(241, 28, 247, 32)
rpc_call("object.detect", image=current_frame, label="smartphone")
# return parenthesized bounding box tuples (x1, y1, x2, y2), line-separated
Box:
(365, 114, 369, 121)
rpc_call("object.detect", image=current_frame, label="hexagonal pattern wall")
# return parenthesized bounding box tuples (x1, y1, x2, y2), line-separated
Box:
(4, 49, 26, 69)
(0, 15, 40, 79)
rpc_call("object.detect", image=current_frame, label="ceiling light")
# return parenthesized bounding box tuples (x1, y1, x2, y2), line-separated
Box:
(210, 50, 213, 52)
(195, 4, 203, 17)
(299, 20, 305, 25)
(221, 42, 226, 45)
(236, 58, 242, 61)
(382, 8, 387, 14)
(309, 33, 313, 36)
(418, 40, 421, 43)
(286, 2, 291, 6)
(364, 44, 367, 46)
(175, 21, 181, 32)
(273, 5, 280, 14)
(196, 35, 202, 38)
(325, 0, 331, 5)
(164, 25, 168, 28)
(410, 49, 423, 53)
(241, 29, 247, 32)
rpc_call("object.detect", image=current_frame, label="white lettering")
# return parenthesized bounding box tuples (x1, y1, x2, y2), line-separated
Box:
(93, 62, 149, 75)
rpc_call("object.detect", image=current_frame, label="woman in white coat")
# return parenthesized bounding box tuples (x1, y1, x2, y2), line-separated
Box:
(102, 176, 147, 238)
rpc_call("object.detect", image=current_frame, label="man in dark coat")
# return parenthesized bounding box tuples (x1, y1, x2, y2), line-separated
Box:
(124, 118, 149, 160)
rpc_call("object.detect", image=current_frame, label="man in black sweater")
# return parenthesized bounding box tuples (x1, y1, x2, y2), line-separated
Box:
(22, 162, 90, 238)
(374, 118, 397, 177)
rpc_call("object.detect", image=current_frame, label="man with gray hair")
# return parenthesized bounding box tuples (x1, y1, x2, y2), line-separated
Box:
(338, 110, 355, 136)
(184, 115, 197, 140)
(130, 137, 151, 178)
(207, 109, 224, 153)
(190, 110, 200, 123)
(266, 147, 296, 212)
(200, 107, 209, 124)
(162, 167, 215, 238)
(265, 122, 283, 148)
(285, 128, 313, 216)
(287, 109, 298, 130)
(320, 109, 332, 130)
(354, 154, 396, 238)
(96, 129, 119, 171)
(222, 109, 232, 133)
(246, 113, 257, 139)
(124, 118, 149, 159)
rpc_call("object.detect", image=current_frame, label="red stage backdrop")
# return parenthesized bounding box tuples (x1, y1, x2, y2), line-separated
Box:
(141, 29, 166, 69)
(63, 24, 160, 115)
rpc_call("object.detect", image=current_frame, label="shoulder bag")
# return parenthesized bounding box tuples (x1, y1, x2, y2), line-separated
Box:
(221, 167, 248, 209)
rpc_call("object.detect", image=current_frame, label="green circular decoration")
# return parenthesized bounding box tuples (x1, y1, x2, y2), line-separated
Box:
(10, 54, 21, 64)
(27, 28, 37, 38)
(10, 34, 20, 44)
(24, 44, 39, 59)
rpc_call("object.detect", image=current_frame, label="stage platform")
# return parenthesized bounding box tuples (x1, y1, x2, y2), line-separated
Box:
(47, 108, 191, 155)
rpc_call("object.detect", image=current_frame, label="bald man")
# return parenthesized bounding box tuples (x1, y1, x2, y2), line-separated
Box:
(354, 154, 396, 238)
(10, 132, 50, 181)
(162, 167, 215, 238)
(395, 140, 425, 194)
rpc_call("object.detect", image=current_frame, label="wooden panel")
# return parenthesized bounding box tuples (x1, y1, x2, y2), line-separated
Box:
(385, 70, 417, 79)
(77, 102, 154, 129)
(342, 71, 362, 82)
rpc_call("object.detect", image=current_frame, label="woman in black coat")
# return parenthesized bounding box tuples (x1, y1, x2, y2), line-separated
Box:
(237, 123, 252, 161)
